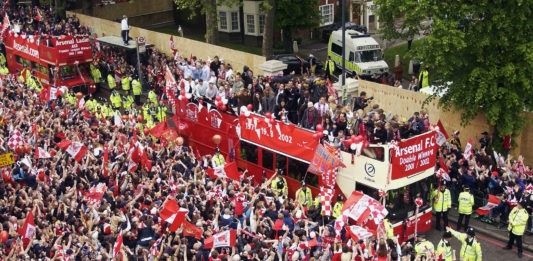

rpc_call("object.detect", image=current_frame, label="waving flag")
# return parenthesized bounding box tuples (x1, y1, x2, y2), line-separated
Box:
(57, 140, 88, 162)
(204, 230, 237, 249)
(346, 225, 373, 242)
(342, 191, 388, 224)
(84, 183, 107, 207)
(150, 236, 163, 257)
(476, 194, 500, 216)
(205, 161, 240, 181)
(434, 119, 449, 146)
(7, 128, 24, 150)
(183, 220, 203, 239)
(463, 139, 473, 160)
(18, 210, 36, 241)
(159, 198, 189, 232)
(112, 230, 123, 258)
(34, 146, 51, 159)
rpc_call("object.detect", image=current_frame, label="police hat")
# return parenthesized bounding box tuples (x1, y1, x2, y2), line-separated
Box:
(440, 180, 447, 186)
(301, 181, 306, 187)
(466, 228, 475, 236)
(443, 231, 452, 238)
(518, 200, 527, 207)
(416, 233, 426, 238)
(463, 185, 470, 191)
(337, 195, 344, 201)
(214, 147, 220, 153)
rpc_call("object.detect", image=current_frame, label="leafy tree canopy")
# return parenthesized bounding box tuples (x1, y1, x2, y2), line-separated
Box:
(375, 0, 533, 136)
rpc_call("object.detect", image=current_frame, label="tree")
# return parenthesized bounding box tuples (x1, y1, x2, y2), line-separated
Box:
(261, 0, 275, 58)
(275, 0, 321, 53)
(375, 0, 533, 136)
(173, 0, 219, 44)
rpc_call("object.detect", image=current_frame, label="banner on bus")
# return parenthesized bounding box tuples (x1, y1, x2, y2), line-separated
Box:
(308, 144, 345, 174)
(390, 131, 438, 180)
(238, 114, 318, 162)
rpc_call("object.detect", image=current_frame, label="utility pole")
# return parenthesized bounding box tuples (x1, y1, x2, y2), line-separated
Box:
(341, 0, 346, 87)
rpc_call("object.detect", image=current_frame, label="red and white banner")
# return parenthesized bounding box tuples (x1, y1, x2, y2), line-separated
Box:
(390, 130, 438, 179)
(159, 198, 189, 232)
(342, 191, 388, 224)
(321, 187, 334, 216)
(7, 128, 24, 150)
(476, 194, 500, 216)
(238, 114, 318, 162)
(204, 230, 237, 249)
(84, 183, 107, 207)
(308, 144, 345, 174)
(57, 140, 88, 162)
(346, 225, 373, 242)
(206, 161, 240, 181)
(434, 120, 449, 146)
(18, 210, 36, 240)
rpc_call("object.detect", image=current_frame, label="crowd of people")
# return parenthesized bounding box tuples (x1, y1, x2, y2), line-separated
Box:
(0, 2, 532, 261)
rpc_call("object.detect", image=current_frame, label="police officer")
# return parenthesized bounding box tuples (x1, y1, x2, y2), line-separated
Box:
(457, 186, 474, 231)
(414, 233, 434, 260)
(503, 200, 529, 258)
(90, 63, 102, 89)
(271, 170, 288, 198)
(156, 105, 167, 123)
(447, 227, 482, 261)
(332, 195, 344, 219)
(432, 180, 451, 230)
(132, 77, 142, 105)
(110, 90, 122, 111)
(295, 181, 313, 208)
(324, 57, 335, 81)
(107, 72, 116, 90)
(148, 88, 158, 106)
(383, 218, 394, 240)
(211, 147, 225, 168)
(436, 231, 453, 261)
(122, 94, 134, 114)
(121, 74, 131, 94)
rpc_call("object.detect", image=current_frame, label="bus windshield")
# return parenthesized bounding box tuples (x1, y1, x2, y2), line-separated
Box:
(60, 64, 89, 80)
(357, 49, 382, 63)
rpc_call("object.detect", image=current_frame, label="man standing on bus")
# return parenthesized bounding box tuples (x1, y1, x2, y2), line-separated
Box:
(121, 15, 130, 45)
(296, 181, 313, 209)
(432, 180, 451, 231)
(271, 171, 288, 198)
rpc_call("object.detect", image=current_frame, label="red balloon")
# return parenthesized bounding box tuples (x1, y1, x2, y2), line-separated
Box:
(15, 146, 24, 155)
(0, 230, 8, 243)
(137, 115, 143, 122)
(143, 128, 150, 135)
(315, 124, 324, 132)
(317, 132, 324, 138)
(247, 104, 253, 111)
(265, 112, 272, 119)
(312, 133, 318, 139)
(216, 96, 222, 102)
(221, 105, 227, 111)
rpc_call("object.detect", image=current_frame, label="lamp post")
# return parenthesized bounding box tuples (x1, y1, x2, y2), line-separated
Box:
(341, 0, 346, 87)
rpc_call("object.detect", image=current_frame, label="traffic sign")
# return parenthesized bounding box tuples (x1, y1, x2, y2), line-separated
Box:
(137, 37, 145, 44)
(0, 152, 15, 168)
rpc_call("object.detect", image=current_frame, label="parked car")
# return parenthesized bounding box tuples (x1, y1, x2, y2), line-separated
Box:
(321, 22, 368, 42)
(270, 54, 323, 75)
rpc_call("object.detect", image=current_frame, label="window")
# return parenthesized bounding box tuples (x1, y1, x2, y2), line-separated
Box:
(287, 158, 317, 187)
(240, 141, 258, 165)
(259, 15, 265, 34)
(219, 11, 228, 31)
(262, 149, 274, 170)
(319, 4, 334, 27)
(231, 12, 239, 31)
(246, 14, 255, 34)
(359, 49, 383, 62)
(331, 43, 343, 56)
(349, 52, 354, 62)
(361, 147, 385, 162)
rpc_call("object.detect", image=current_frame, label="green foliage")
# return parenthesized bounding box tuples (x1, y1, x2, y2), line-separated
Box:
(275, 0, 320, 30)
(375, 0, 533, 137)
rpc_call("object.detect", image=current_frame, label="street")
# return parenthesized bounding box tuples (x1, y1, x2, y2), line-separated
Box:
(425, 217, 533, 261)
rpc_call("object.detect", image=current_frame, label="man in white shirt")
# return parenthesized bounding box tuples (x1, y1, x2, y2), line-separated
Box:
(314, 96, 330, 124)
(121, 15, 130, 45)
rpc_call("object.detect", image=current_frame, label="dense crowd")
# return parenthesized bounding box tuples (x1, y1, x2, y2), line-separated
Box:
(0, 3, 532, 261)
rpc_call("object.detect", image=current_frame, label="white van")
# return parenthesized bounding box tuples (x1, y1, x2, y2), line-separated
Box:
(328, 29, 389, 77)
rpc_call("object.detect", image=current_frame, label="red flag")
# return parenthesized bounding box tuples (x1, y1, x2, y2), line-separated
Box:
(39, 85, 51, 103)
(18, 210, 36, 240)
(112, 230, 123, 258)
(436, 120, 449, 139)
(327, 79, 336, 96)
(150, 237, 163, 257)
(439, 156, 449, 173)
(141, 149, 152, 171)
(150, 121, 168, 138)
(127, 160, 138, 173)
(34, 146, 51, 159)
(204, 230, 237, 249)
(205, 161, 240, 181)
(182, 221, 203, 239)
(345, 225, 373, 242)
(476, 194, 500, 216)
(84, 183, 107, 207)
(159, 199, 189, 232)
(57, 140, 88, 162)
(463, 139, 473, 160)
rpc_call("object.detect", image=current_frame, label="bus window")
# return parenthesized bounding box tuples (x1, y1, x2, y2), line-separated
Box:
(15, 56, 31, 68)
(361, 147, 385, 162)
(32, 62, 48, 75)
(261, 149, 274, 170)
(60, 65, 77, 80)
(276, 153, 287, 172)
(349, 52, 354, 62)
(240, 141, 258, 165)
(287, 158, 318, 187)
